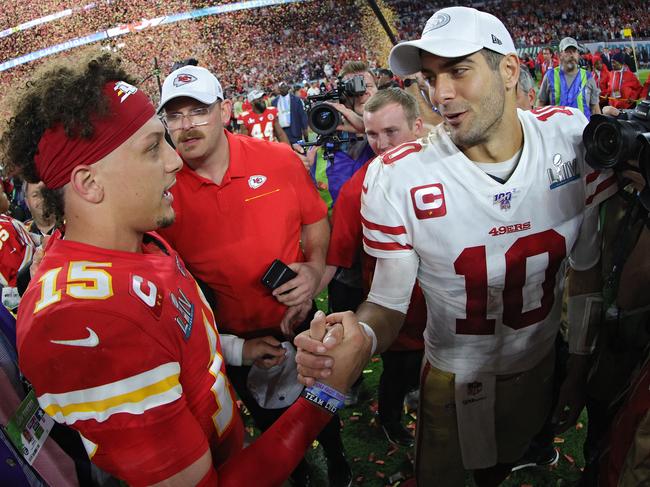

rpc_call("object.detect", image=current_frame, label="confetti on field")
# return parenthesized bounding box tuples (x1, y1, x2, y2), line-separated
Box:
(311, 440, 319, 449)
(554, 437, 565, 443)
(363, 369, 373, 374)
(376, 471, 386, 479)
(375, 459, 385, 465)
(371, 357, 380, 363)
(353, 457, 361, 463)
(354, 476, 364, 484)
(368, 453, 376, 462)
(563, 454, 575, 464)
(576, 422, 584, 430)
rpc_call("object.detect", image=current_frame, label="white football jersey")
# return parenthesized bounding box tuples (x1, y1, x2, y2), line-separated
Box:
(361, 107, 617, 375)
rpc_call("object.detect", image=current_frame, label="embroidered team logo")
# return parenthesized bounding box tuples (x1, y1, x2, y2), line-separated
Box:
(113, 81, 137, 103)
(492, 188, 518, 211)
(410, 183, 447, 219)
(173, 73, 197, 87)
(548, 153, 579, 189)
(422, 12, 451, 34)
(248, 175, 267, 189)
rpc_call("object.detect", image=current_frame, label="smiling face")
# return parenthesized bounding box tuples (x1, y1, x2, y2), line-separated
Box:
(421, 50, 508, 150)
(95, 116, 182, 232)
(164, 96, 231, 164)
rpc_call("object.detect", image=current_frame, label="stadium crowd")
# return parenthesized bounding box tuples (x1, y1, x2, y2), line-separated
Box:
(0, 2, 649, 487)
(1, 0, 649, 104)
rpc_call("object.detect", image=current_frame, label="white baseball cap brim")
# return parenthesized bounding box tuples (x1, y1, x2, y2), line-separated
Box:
(389, 7, 516, 76)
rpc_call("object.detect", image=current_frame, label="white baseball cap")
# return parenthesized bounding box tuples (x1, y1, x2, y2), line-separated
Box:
(559, 37, 579, 52)
(157, 65, 224, 113)
(389, 7, 516, 76)
(247, 89, 265, 103)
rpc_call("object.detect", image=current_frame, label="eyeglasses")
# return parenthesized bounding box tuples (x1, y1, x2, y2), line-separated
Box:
(161, 103, 217, 131)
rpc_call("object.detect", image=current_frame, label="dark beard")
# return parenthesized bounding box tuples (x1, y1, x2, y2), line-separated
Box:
(156, 214, 176, 229)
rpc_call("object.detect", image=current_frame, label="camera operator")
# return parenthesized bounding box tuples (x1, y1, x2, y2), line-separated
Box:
(580, 104, 650, 486)
(306, 62, 377, 319)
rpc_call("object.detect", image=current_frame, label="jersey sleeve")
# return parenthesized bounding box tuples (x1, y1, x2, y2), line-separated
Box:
(18, 307, 208, 487)
(569, 205, 601, 271)
(583, 167, 617, 208)
(327, 176, 363, 268)
(361, 160, 414, 259)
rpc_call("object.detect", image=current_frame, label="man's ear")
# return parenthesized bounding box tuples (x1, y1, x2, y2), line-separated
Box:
(220, 99, 233, 124)
(69, 165, 104, 204)
(502, 54, 520, 91)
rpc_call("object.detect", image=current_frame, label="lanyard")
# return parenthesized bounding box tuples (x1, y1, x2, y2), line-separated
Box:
(613, 68, 625, 95)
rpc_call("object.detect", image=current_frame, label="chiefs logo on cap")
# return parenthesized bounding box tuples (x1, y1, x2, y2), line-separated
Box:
(410, 183, 447, 219)
(173, 73, 197, 87)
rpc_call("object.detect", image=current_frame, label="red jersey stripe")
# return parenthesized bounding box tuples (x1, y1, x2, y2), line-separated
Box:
(361, 215, 407, 235)
(585, 170, 601, 185)
(363, 236, 412, 251)
(585, 174, 617, 205)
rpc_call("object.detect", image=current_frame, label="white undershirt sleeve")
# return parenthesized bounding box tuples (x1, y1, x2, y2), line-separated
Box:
(366, 252, 419, 314)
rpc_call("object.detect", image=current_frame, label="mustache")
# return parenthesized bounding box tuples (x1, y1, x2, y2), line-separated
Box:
(178, 130, 204, 142)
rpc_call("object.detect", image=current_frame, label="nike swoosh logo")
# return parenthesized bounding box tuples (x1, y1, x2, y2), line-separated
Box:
(51, 327, 99, 348)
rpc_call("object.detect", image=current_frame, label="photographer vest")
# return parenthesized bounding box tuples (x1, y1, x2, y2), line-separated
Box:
(548, 67, 593, 119)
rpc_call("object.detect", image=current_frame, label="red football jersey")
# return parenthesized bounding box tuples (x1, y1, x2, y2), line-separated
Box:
(0, 215, 34, 287)
(17, 233, 243, 486)
(238, 106, 279, 142)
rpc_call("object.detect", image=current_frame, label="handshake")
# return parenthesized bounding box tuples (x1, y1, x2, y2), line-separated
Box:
(294, 310, 374, 394)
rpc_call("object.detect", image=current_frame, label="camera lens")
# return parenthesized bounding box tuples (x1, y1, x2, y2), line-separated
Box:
(593, 124, 620, 160)
(308, 103, 341, 135)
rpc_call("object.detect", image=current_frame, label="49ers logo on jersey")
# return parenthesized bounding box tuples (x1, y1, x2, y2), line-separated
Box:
(410, 183, 447, 219)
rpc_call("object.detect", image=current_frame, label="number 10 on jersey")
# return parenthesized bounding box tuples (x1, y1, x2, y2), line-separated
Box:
(454, 229, 566, 335)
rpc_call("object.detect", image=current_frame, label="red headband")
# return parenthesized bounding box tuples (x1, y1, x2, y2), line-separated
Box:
(34, 81, 155, 189)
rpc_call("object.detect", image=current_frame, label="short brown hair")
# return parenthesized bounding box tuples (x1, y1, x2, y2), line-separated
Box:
(339, 61, 373, 78)
(364, 88, 419, 127)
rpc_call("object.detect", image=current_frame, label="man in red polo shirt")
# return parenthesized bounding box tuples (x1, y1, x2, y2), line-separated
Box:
(156, 65, 351, 486)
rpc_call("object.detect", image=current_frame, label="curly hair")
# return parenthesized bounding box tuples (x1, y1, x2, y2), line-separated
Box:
(0, 49, 137, 226)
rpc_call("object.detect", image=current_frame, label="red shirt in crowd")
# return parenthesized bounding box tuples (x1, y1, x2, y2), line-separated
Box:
(237, 106, 279, 142)
(608, 67, 643, 109)
(0, 215, 34, 288)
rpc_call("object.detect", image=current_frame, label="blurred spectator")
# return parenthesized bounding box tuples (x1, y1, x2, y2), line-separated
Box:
(237, 89, 290, 144)
(272, 81, 309, 145)
(608, 51, 643, 109)
(592, 58, 612, 106)
(538, 37, 601, 118)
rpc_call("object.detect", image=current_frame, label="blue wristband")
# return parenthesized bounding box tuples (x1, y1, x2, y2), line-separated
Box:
(302, 382, 346, 414)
